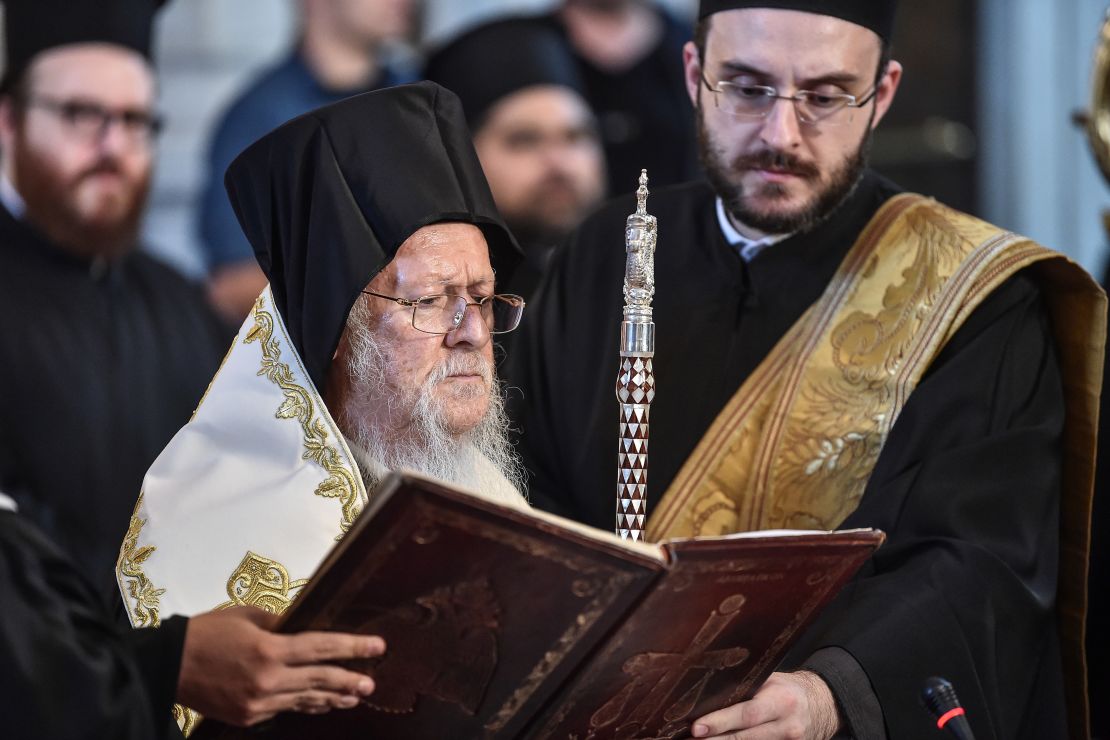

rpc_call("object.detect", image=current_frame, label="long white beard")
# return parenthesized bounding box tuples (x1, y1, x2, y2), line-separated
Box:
(337, 300, 528, 508)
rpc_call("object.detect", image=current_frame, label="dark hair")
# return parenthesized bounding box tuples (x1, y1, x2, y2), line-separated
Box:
(693, 16, 711, 62)
(875, 39, 892, 86)
(1, 67, 36, 111)
(693, 14, 892, 86)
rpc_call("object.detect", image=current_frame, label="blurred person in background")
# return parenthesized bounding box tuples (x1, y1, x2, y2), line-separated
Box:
(425, 17, 605, 299)
(0, 0, 227, 603)
(550, 0, 699, 195)
(198, 0, 417, 324)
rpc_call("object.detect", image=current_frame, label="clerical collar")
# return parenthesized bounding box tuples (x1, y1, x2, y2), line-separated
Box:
(715, 197, 792, 261)
(0, 172, 27, 219)
(0, 491, 17, 513)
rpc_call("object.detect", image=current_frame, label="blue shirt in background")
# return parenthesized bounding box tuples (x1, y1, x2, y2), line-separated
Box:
(197, 50, 415, 270)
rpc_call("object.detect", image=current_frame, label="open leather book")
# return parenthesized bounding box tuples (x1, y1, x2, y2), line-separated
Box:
(194, 473, 883, 740)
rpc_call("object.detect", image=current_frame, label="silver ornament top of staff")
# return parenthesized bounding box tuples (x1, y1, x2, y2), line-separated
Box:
(621, 169, 658, 355)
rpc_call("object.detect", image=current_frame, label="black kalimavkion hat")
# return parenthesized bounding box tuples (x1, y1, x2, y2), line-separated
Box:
(424, 16, 585, 129)
(0, 0, 168, 92)
(698, 0, 897, 42)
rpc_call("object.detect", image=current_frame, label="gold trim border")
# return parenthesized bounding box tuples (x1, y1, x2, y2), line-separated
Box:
(116, 492, 164, 628)
(244, 294, 365, 537)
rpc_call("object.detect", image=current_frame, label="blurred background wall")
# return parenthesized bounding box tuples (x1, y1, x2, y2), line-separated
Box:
(20, 0, 1110, 279)
(978, 0, 1110, 280)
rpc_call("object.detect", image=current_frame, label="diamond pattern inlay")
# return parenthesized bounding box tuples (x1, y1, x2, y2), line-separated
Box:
(617, 351, 655, 540)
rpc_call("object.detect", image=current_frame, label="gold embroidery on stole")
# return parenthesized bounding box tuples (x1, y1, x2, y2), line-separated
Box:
(174, 295, 363, 735)
(216, 551, 310, 613)
(177, 551, 309, 735)
(643, 194, 1104, 737)
(244, 295, 365, 536)
(648, 195, 1038, 539)
(117, 493, 164, 628)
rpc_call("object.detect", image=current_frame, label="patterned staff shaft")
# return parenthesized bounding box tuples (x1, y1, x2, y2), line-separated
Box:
(616, 170, 657, 541)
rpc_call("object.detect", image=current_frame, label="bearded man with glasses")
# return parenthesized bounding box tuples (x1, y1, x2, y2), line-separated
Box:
(508, 1, 1105, 738)
(0, 0, 228, 606)
(116, 83, 535, 731)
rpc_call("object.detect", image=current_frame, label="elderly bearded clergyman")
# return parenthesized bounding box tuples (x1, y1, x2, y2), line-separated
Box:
(116, 84, 529, 717)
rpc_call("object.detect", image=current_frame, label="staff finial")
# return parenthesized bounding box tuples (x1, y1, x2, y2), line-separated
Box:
(636, 169, 649, 216)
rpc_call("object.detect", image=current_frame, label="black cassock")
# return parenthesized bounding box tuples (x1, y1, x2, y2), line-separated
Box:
(507, 171, 1071, 738)
(546, 8, 700, 195)
(0, 204, 229, 603)
(0, 507, 187, 739)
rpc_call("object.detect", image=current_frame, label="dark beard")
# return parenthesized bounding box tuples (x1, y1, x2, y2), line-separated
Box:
(503, 216, 562, 269)
(502, 174, 595, 267)
(697, 107, 871, 235)
(11, 137, 150, 258)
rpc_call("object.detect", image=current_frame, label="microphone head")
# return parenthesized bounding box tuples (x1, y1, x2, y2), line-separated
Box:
(921, 676, 961, 716)
(922, 677, 976, 739)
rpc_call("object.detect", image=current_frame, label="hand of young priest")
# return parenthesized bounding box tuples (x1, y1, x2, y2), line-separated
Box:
(176, 605, 385, 726)
(690, 671, 842, 740)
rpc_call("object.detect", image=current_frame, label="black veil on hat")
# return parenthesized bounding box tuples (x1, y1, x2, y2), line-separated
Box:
(424, 17, 584, 128)
(698, 0, 897, 42)
(0, 0, 167, 92)
(224, 81, 523, 394)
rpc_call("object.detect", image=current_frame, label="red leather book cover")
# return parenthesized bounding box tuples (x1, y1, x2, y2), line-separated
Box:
(527, 532, 882, 738)
(193, 474, 882, 740)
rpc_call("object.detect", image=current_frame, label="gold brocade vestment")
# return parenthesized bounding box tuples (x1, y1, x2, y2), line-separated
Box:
(647, 193, 1105, 740)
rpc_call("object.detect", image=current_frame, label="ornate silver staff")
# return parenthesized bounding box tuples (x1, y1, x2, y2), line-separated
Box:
(616, 170, 657, 541)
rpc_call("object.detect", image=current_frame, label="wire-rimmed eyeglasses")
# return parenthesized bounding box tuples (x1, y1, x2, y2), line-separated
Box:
(361, 291, 525, 335)
(701, 74, 877, 126)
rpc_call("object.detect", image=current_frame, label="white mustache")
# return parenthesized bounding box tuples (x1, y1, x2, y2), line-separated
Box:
(426, 351, 493, 387)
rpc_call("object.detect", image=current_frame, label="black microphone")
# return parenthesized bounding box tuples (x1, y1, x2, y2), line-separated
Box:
(921, 677, 976, 739)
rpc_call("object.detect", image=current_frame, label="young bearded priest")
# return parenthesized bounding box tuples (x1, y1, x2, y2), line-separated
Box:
(506, 1, 1106, 738)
